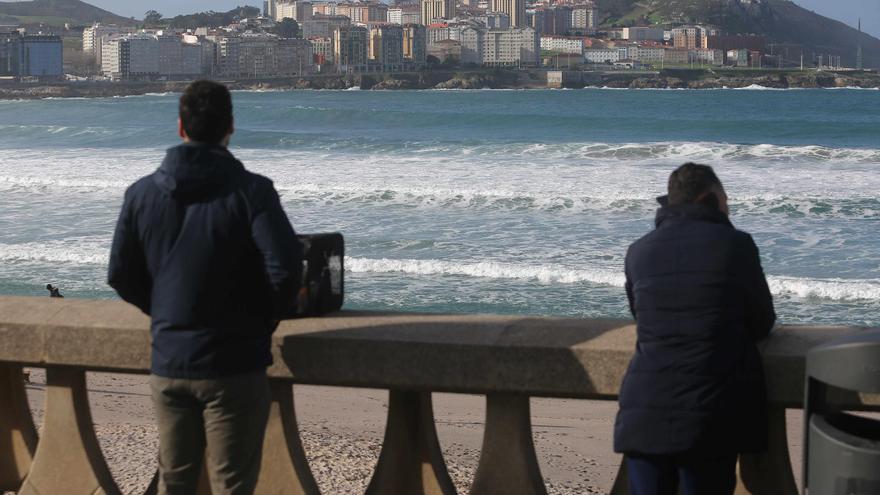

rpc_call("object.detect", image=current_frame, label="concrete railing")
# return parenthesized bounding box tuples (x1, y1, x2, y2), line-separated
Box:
(1, 296, 878, 495)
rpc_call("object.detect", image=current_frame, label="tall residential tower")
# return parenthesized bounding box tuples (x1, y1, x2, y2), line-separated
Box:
(421, 0, 455, 24)
(490, 0, 526, 28)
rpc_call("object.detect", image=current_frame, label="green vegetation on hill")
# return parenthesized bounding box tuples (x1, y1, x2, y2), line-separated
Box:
(162, 6, 262, 29)
(0, 0, 135, 27)
(598, 0, 880, 68)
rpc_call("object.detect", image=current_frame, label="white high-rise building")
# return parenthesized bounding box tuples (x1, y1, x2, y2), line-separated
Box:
(83, 24, 118, 53)
(83, 24, 121, 66)
(274, 0, 313, 22)
(459, 25, 485, 64)
(102, 34, 160, 80)
(483, 27, 537, 66)
(570, 5, 597, 34)
(388, 6, 421, 25)
(100, 36, 126, 80)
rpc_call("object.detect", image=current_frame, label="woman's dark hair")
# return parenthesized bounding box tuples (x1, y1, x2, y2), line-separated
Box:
(667, 162, 723, 205)
(179, 80, 233, 144)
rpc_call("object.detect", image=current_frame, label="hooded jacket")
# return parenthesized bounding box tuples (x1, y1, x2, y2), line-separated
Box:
(614, 202, 776, 456)
(108, 143, 302, 379)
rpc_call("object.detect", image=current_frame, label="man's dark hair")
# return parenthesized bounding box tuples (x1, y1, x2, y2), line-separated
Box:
(667, 163, 723, 205)
(179, 80, 233, 144)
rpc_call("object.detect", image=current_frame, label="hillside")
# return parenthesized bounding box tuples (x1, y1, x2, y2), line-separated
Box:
(599, 0, 880, 68)
(0, 0, 135, 27)
(164, 6, 262, 29)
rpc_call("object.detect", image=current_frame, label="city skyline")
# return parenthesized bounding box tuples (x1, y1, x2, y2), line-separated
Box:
(78, 0, 880, 38)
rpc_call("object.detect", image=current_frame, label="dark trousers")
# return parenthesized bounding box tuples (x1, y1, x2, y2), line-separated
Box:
(151, 371, 271, 495)
(626, 453, 738, 495)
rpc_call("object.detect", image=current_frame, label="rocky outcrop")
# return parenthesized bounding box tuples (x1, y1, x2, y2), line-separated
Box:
(369, 78, 421, 90)
(434, 73, 500, 89)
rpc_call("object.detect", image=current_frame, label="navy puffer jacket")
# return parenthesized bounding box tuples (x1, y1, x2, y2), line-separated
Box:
(614, 203, 776, 456)
(108, 143, 302, 379)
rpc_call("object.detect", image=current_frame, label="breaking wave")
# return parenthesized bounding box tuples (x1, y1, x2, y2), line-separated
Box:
(2, 173, 877, 218)
(347, 257, 880, 303)
(2, 240, 878, 303)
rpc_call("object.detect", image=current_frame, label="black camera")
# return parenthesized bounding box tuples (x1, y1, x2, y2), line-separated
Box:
(296, 233, 344, 316)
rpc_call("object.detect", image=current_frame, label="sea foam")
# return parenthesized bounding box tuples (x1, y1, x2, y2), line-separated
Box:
(1, 240, 877, 303)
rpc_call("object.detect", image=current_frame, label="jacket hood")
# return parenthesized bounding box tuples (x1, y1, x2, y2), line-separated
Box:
(153, 143, 243, 199)
(655, 203, 733, 229)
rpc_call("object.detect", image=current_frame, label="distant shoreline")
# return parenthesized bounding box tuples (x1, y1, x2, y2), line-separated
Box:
(1, 69, 878, 99)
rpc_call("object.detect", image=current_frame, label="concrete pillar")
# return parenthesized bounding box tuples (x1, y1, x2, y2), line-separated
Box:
(471, 394, 547, 495)
(0, 363, 37, 492)
(366, 391, 456, 495)
(19, 367, 120, 495)
(254, 381, 320, 495)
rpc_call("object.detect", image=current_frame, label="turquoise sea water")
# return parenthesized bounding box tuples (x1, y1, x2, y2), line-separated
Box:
(0, 88, 879, 325)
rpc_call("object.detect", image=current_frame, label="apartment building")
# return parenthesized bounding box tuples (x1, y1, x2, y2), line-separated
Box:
(490, 0, 526, 27)
(402, 23, 427, 67)
(273, 0, 314, 21)
(277, 38, 315, 74)
(540, 36, 586, 55)
(334, 25, 369, 71)
(368, 25, 404, 71)
(421, 0, 456, 24)
(570, 4, 596, 34)
(483, 27, 538, 66)
(302, 14, 351, 39)
(310, 36, 333, 64)
(388, 6, 421, 25)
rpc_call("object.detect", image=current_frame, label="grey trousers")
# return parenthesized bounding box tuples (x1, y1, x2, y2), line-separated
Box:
(150, 371, 271, 495)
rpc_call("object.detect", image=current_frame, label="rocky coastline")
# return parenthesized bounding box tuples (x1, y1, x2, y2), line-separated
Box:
(1, 69, 877, 99)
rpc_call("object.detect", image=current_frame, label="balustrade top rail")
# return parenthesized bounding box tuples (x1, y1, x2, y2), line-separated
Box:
(0, 296, 877, 408)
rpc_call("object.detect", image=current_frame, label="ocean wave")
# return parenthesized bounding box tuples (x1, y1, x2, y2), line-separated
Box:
(347, 256, 625, 285)
(0, 240, 110, 265)
(1, 241, 876, 303)
(2, 139, 878, 170)
(591, 85, 880, 92)
(2, 172, 878, 218)
(347, 257, 880, 302)
(768, 277, 880, 302)
(825, 86, 880, 91)
(731, 84, 792, 91)
(275, 185, 880, 217)
(0, 175, 131, 190)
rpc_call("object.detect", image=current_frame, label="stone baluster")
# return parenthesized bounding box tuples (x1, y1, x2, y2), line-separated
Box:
(19, 367, 121, 495)
(253, 380, 321, 495)
(471, 394, 547, 495)
(0, 363, 38, 492)
(366, 391, 456, 495)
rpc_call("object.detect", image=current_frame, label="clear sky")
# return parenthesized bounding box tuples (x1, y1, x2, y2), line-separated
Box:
(85, 0, 880, 38)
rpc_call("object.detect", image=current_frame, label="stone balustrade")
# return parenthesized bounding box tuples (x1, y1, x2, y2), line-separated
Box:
(1, 295, 878, 495)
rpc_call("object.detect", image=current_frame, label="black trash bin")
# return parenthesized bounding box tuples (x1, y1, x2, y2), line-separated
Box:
(804, 329, 880, 495)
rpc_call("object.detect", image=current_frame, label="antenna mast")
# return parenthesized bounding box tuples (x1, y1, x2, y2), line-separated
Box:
(857, 18, 863, 70)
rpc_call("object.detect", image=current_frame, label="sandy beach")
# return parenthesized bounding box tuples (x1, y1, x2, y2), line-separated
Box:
(16, 369, 807, 495)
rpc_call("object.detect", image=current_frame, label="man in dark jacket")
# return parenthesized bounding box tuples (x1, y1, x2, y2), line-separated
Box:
(614, 163, 776, 495)
(108, 81, 302, 495)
